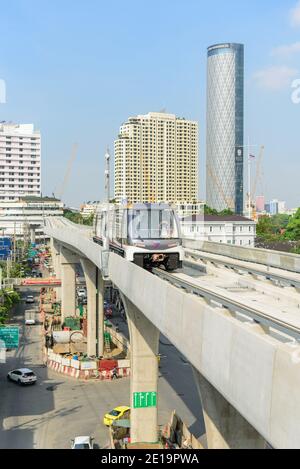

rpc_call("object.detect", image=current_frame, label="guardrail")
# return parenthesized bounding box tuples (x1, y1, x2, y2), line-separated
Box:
(153, 268, 300, 342)
(183, 239, 300, 273)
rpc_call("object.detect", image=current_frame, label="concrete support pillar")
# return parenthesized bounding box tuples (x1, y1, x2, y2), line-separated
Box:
(60, 247, 78, 322)
(193, 370, 266, 449)
(50, 239, 62, 301)
(80, 258, 97, 357)
(30, 228, 36, 244)
(50, 239, 61, 277)
(97, 272, 105, 357)
(121, 294, 160, 444)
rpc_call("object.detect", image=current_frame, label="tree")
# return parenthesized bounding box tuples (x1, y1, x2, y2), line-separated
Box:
(0, 290, 20, 325)
(63, 210, 94, 226)
(256, 216, 274, 239)
(219, 208, 234, 216)
(204, 205, 234, 216)
(204, 205, 219, 215)
(284, 208, 300, 241)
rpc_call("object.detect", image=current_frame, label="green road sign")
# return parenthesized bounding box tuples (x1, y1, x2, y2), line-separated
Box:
(0, 327, 19, 348)
(133, 391, 157, 409)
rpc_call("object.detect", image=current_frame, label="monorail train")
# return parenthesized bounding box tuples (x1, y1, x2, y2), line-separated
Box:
(93, 203, 184, 271)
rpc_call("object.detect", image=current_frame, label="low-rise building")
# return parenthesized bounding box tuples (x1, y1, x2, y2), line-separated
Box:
(180, 214, 256, 247)
(0, 196, 64, 242)
(80, 201, 100, 218)
(175, 201, 204, 220)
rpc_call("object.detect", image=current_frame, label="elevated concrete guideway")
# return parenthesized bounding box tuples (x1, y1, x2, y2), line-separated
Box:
(183, 239, 300, 273)
(44, 218, 300, 449)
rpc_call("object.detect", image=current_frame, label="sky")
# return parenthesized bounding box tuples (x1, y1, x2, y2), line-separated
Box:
(0, 0, 300, 208)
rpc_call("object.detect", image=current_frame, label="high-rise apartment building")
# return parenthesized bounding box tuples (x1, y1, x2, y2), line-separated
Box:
(114, 112, 198, 204)
(206, 43, 244, 215)
(0, 123, 41, 201)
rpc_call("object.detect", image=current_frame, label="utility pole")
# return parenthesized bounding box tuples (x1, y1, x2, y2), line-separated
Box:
(104, 147, 110, 203)
(13, 222, 16, 264)
(102, 148, 111, 272)
(247, 136, 251, 220)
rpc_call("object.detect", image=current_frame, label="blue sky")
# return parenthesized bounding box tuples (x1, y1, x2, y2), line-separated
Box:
(0, 0, 300, 208)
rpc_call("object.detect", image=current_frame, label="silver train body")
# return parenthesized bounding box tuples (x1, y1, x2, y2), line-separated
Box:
(93, 203, 184, 271)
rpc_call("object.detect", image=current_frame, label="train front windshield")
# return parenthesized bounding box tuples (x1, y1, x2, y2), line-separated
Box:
(128, 209, 179, 240)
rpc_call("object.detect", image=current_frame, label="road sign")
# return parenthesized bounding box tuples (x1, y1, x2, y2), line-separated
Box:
(0, 327, 19, 348)
(133, 391, 157, 409)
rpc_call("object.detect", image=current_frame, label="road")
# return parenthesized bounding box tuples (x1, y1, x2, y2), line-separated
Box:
(0, 286, 205, 449)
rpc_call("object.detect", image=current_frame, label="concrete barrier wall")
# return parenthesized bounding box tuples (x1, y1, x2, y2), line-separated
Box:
(183, 239, 300, 273)
(108, 253, 300, 449)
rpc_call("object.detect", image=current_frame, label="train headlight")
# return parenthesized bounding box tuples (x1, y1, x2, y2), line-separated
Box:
(135, 242, 145, 248)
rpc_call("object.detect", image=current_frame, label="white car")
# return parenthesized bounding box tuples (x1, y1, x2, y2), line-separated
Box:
(25, 295, 35, 304)
(7, 368, 37, 385)
(25, 319, 36, 325)
(71, 436, 94, 449)
(77, 289, 86, 298)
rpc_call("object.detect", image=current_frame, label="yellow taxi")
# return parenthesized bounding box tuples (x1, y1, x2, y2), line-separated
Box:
(103, 406, 130, 427)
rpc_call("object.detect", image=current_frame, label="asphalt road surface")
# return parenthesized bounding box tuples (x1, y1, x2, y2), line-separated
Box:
(0, 286, 205, 449)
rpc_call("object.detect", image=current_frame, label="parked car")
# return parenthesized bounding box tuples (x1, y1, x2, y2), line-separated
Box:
(71, 436, 94, 449)
(25, 295, 35, 304)
(7, 368, 37, 385)
(103, 406, 130, 427)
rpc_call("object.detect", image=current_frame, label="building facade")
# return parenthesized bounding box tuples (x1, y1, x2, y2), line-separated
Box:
(0, 197, 64, 241)
(114, 112, 198, 204)
(0, 123, 41, 202)
(206, 43, 244, 215)
(256, 195, 265, 213)
(181, 215, 256, 247)
(80, 201, 101, 218)
(175, 201, 204, 220)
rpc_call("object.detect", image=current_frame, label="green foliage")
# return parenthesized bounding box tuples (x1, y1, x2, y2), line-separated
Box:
(204, 205, 234, 216)
(256, 209, 300, 248)
(284, 208, 300, 241)
(63, 210, 94, 226)
(256, 216, 274, 239)
(0, 289, 20, 325)
(257, 214, 291, 240)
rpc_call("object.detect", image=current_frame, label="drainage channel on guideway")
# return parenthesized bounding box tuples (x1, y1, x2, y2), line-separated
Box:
(152, 267, 300, 342)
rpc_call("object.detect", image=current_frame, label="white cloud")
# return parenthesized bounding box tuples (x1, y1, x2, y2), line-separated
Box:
(253, 66, 298, 90)
(290, 1, 300, 27)
(272, 42, 300, 58)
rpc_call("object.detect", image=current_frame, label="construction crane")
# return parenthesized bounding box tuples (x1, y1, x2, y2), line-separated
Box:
(53, 143, 78, 200)
(206, 164, 235, 211)
(247, 145, 265, 220)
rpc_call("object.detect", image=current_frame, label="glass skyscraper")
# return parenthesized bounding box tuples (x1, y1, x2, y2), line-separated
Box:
(206, 43, 244, 215)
